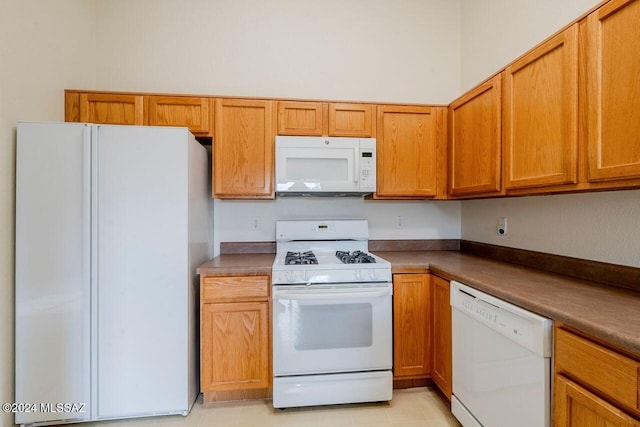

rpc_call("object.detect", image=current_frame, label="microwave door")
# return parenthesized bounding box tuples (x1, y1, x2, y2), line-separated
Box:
(276, 147, 357, 192)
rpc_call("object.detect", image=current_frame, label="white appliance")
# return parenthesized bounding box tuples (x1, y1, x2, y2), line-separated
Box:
(275, 136, 376, 195)
(271, 220, 392, 408)
(450, 281, 553, 427)
(15, 122, 211, 426)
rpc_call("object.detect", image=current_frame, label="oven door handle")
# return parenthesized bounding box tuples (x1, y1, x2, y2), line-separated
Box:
(274, 287, 392, 301)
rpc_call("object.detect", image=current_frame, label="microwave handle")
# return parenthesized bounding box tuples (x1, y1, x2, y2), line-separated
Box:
(354, 147, 360, 183)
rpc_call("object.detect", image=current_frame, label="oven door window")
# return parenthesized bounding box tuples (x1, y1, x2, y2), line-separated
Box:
(294, 303, 372, 350)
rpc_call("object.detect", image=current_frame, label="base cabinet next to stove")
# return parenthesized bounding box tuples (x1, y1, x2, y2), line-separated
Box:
(200, 275, 271, 402)
(393, 273, 452, 400)
(393, 274, 432, 380)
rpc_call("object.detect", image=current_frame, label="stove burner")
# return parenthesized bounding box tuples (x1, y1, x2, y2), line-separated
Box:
(285, 251, 318, 265)
(335, 250, 376, 264)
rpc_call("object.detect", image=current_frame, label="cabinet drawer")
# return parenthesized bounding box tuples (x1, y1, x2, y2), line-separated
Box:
(555, 327, 640, 412)
(202, 276, 269, 301)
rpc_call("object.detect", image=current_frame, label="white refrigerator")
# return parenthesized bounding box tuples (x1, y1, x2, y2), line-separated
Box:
(15, 122, 211, 426)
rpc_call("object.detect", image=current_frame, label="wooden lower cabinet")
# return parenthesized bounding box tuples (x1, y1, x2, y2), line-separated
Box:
(431, 276, 452, 399)
(200, 275, 271, 402)
(554, 325, 640, 425)
(554, 375, 639, 427)
(393, 274, 431, 380)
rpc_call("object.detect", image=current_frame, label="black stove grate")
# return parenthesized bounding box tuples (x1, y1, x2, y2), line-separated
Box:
(284, 251, 318, 265)
(335, 250, 376, 264)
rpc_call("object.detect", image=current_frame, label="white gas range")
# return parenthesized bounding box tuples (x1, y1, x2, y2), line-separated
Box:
(271, 220, 393, 409)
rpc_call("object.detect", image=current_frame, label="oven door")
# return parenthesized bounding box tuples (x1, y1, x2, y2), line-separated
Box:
(272, 283, 392, 376)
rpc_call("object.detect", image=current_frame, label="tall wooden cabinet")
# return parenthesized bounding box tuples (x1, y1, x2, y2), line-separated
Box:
(200, 275, 271, 402)
(503, 24, 579, 191)
(376, 106, 447, 198)
(213, 98, 275, 198)
(431, 276, 452, 399)
(583, 0, 640, 183)
(449, 75, 502, 197)
(393, 274, 431, 379)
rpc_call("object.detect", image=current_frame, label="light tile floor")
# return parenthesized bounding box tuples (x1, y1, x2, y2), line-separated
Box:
(80, 387, 461, 427)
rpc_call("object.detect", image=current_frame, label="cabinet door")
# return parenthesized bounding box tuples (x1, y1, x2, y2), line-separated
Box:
(584, 0, 640, 182)
(277, 101, 326, 136)
(213, 99, 275, 198)
(328, 103, 375, 137)
(79, 93, 144, 125)
(449, 75, 502, 196)
(431, 276, 452, 399)
(503, 25, 579, 190)
(377, 105, 445, 198)
(147, 96, 212, 136)
(554, 375, 639, 427)
(201, 301, 270, 392)
(393, 274, 431, 379)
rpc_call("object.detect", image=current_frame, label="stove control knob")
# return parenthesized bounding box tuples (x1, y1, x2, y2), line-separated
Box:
(285, 271, 292, 282)
(292, 271, 301, 282)
(354, 270, 362, 281)
(368, 269, 377, 280)
(303, 271, 310, 282)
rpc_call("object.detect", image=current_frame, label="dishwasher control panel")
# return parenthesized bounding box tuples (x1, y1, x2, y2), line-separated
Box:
(450, 281, 553, 357)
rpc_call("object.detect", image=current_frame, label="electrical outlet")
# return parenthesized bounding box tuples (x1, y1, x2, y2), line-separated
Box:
(497, 217, 507, 236)
(396, 216, 404, 229)
(251, 217, 261, 231)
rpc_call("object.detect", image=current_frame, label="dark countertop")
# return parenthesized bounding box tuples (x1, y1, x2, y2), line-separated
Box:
(197, 250, 640, 356)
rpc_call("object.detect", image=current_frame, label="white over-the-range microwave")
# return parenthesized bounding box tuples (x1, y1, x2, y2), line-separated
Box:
(275, 135, 376, 196)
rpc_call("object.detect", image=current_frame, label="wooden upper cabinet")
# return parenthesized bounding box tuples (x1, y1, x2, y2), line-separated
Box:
(503, 24, 579, 190)
(277, 101, 326, 136)
(277, 101, 374, 137)
(584, 0, 640, 182)
(393, 274, 431, 379)
(147, 96, 212, 136)
(213, 98, 275, 199)
(329, 103, 375, 137)
(78, 93, 144, 125)
(449, 74, 502, 197)
(376, 105, 446, 198)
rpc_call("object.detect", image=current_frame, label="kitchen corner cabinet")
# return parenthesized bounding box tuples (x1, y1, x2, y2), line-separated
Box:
(213, 98, 275, 199)
(503, 24, 579, 191)
(584, 0, 640, 183)
(146, 95, 212, 137)
(449, 74, 502, 197)
(393, 274, 431, 379)
(553, 326, 640, 426)
(277, 100, 375, 137)
(431, 276, 452, 399)
(200, 275, 271, 402)
(376, 105, 447, 199)
(66, 92, 144, 125)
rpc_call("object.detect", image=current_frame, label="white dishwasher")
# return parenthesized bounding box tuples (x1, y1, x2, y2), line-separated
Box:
(450, 281, 553, 427)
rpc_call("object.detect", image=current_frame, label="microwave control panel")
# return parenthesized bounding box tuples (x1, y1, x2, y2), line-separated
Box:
(359, 139, 376, 191)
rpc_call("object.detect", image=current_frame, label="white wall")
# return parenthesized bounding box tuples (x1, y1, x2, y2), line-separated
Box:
(460, 0, 601, 90)
(0, 1, 96, 425)
(93, 0, 465, 254)
(462, 191, 640, 267)
(214, 199, 461, 255)
(459, 0, 640, 268)
(94, 0, 461, 104)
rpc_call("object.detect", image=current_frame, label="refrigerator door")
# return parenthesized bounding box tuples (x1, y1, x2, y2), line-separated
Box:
(93, 125, 190, 418)
(15, 122, 92, 425)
